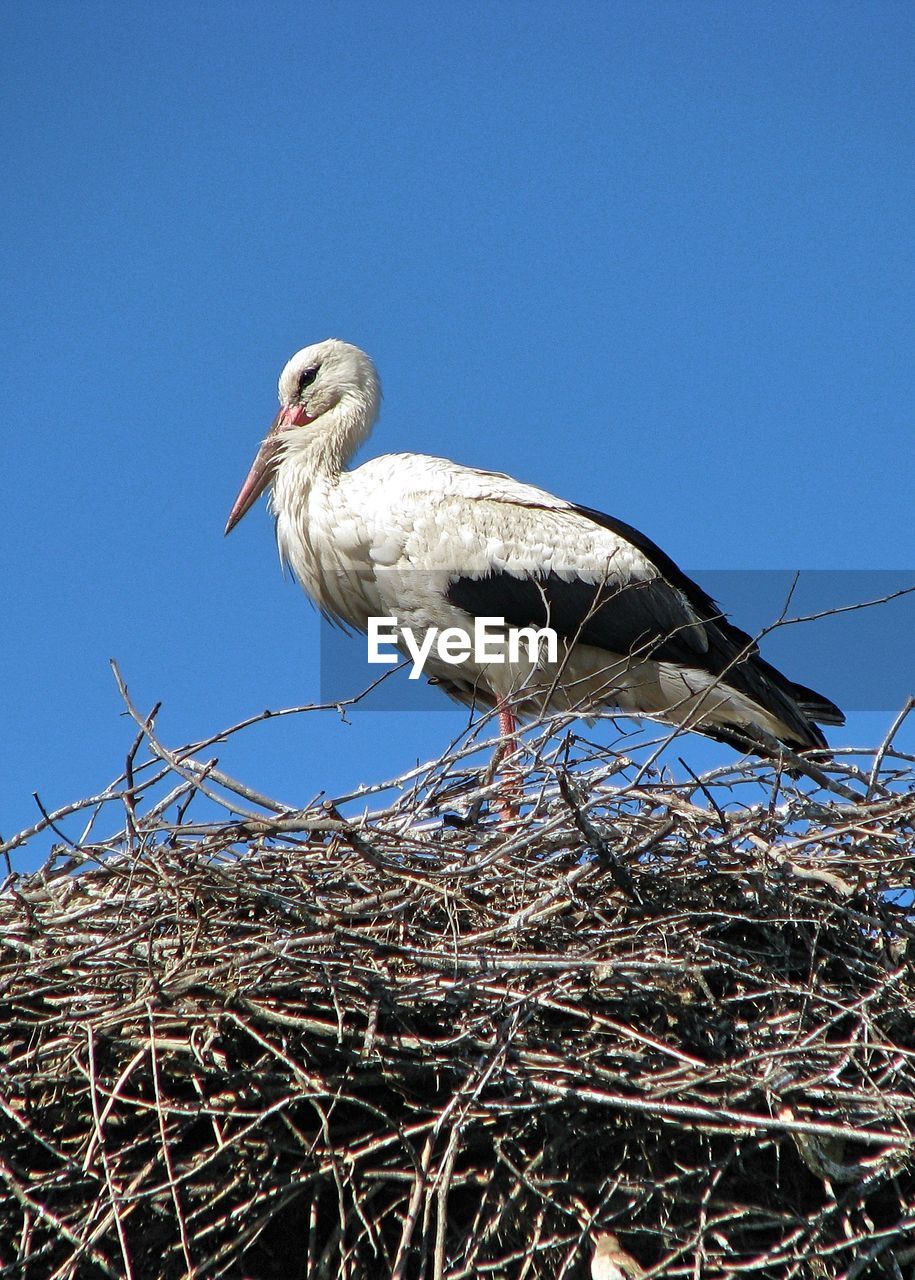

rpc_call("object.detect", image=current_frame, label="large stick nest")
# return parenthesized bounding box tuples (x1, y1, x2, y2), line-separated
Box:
(1, 689, 914, 1279)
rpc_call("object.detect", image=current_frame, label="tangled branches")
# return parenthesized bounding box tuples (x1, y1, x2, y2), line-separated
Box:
(1, 683, 914, 1279)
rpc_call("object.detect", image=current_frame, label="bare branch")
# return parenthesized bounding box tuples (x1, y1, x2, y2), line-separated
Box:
(1, 686, 913, 1278)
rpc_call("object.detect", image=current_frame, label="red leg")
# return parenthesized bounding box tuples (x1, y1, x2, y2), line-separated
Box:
(496, 698, 521, 822)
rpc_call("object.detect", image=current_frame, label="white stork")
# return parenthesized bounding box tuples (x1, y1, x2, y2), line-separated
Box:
(225, 339, 843, 762)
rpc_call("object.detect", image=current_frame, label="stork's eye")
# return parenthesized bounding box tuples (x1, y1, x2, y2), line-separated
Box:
(298, 366, 319, 394)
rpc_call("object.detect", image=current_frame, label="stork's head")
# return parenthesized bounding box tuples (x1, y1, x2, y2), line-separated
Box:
(224, 338, 381, 535)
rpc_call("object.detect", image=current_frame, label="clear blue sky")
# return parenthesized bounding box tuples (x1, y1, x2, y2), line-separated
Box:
(3, 2, 914, 867)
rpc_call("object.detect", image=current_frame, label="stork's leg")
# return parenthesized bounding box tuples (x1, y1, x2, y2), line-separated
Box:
(495, 698, 522, 822)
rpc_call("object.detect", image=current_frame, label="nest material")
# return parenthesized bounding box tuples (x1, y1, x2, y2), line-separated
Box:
(1, 697, 914, 1279)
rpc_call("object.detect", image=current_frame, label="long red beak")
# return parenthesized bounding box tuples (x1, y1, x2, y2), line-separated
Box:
(224, 405, 312, 535)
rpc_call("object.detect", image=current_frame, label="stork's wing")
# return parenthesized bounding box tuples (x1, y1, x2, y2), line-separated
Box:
(444, 498, 844, 739)
(445, 498, 752, 670)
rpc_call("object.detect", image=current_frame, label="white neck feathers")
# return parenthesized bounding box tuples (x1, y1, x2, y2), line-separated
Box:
(279, 384, 379, 488)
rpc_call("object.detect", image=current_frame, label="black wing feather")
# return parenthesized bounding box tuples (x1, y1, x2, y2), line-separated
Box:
(447, 572, 711, 667)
